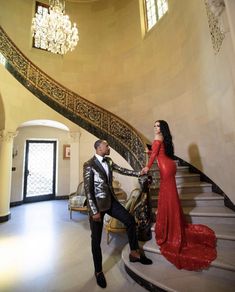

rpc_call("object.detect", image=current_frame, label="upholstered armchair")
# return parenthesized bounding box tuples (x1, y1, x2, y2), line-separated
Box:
(104, 175, 153, 244)
(104, 188, 142, 244)
(68, 181, 88, 219)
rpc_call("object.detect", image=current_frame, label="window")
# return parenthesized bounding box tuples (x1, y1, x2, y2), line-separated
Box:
(32, 1, 50, 50)
(144, 0, 168, 31)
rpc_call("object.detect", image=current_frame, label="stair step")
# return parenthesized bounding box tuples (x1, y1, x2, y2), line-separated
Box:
(183, 206, 235, 224)
(152, 206, 235, 225)
(136, 159, 235, 291)
(122, 244, 235, 292)
(150, 223, 235, 249)
(151, 173, 201, 184)
(179, 192, 224, 201)
(143, 237, 235, 272)
(176, 173, 200, 183)
(150, 165, 190, 174)
(150, 182, 212, 194)
(151, 192, 224, 207)
(209, 223, 235, 239)
(178, 182, 212, 193)
(211, 224, 235, 249)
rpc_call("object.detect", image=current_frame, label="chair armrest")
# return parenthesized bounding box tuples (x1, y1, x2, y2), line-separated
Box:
(69, 195, 87, 208)
(69, 192, 77, 199)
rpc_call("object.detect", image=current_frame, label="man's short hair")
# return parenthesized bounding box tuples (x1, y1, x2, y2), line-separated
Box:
(94, 139, 106, 149)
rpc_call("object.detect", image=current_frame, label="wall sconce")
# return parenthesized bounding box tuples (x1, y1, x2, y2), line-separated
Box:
(12, 148, 18, 159)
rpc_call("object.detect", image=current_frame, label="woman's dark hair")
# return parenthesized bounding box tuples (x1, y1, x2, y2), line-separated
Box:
(156, 120, 174, 158)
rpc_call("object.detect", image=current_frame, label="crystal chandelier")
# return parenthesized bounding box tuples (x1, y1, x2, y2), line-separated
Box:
(32, 0, 79, 55)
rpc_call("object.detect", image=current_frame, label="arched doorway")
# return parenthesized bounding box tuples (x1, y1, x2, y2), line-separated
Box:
(11, 120, 71, 204)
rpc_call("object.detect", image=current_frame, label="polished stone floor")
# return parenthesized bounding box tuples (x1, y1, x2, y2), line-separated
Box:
(0, 200, 146, 292)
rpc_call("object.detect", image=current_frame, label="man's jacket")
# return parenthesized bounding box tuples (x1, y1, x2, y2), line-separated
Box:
(83, 156, 139, 216)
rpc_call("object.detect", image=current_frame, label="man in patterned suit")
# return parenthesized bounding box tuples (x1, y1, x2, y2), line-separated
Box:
(83, 139, 152, 289)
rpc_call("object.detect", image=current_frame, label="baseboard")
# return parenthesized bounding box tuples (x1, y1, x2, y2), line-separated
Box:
(10, 201, 23, 207)
(0, 213, 11, 222)
(55, 195, 69, 200)
(224, 195, 235, 212)
(10, 196, 69, 207)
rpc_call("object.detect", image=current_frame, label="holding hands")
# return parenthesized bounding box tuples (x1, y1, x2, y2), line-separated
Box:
(140, 166, 149, 175)
(140, 146, 150, 175)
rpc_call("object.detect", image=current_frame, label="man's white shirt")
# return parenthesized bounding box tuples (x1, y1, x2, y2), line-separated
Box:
(95, 154, 109, 177)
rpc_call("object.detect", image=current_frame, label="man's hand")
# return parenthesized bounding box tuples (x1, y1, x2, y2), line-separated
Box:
(92, 212, 101, 222)
(140, 166, 149, 175)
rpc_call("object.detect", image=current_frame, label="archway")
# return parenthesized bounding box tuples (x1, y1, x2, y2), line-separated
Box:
(11, 119, 76, 204)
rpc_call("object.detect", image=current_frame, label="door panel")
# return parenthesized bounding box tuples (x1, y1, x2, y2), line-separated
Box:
(23, 140, 56, 202)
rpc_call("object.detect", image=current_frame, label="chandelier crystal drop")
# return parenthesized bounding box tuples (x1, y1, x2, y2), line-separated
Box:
(31, 0, 79, 55)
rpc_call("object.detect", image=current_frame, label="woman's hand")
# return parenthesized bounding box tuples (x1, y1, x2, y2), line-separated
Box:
(140, 166, 149, 175)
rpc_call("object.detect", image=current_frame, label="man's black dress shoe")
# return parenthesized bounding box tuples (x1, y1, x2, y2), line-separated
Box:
(129, 254, 153, 265)
(95, 272, 107, 288)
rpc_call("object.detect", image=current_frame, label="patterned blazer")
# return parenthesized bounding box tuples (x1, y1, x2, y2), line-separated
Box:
(83, 156, 139, 216)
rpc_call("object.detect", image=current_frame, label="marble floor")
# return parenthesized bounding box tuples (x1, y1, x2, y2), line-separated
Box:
(0, 200, 146, 292)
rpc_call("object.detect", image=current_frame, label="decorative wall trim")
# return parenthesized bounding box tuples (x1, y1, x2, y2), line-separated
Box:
(207, 0, 225, 17)
(0, 130, 18, 143)
(0, 213, 11, 222)
(205, 0, 225, 54)
(0, 26, 148, 170)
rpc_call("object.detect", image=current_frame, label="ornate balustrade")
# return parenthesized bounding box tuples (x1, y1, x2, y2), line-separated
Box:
(0, 26, 149, 169)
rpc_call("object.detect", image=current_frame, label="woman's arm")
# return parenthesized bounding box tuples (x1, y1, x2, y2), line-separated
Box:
(141, 140, 161, 174)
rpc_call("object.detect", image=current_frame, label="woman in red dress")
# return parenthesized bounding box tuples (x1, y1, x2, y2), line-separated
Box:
(141, 120, 217, 270)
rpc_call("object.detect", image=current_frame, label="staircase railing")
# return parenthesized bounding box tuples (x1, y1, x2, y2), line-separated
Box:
(0, 26, 149, 170)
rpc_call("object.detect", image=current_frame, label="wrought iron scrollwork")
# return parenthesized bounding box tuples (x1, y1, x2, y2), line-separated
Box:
(0, 26, 148, 169)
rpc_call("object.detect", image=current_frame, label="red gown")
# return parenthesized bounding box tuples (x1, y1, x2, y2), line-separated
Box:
(147, 140, 217, 270)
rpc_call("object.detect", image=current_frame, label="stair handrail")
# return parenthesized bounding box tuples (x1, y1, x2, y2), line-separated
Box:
(0, 26, 149, 169)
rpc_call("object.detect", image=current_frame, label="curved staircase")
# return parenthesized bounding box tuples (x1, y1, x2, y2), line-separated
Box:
(0, 26, 147, 170)
(1, 25, 234, 290)
(122, 161, 235, 292)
